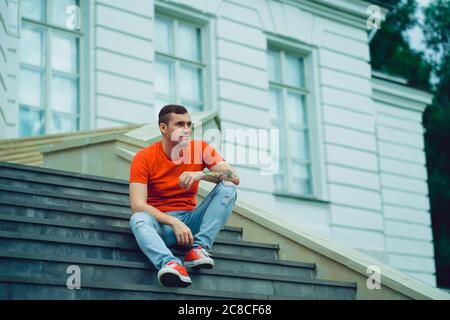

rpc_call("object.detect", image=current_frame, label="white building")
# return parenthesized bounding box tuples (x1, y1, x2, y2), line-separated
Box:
(0, 0, 436, 286)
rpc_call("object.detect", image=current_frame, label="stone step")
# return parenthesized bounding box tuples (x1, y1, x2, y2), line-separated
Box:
(0, 275, 272, 300)
(0, 255, 356, 299)
(0, 187, 131, 216)
(0, 162, 358, 300)
(0, 197, 133, 225)
(0, 213, 242, 242)
(0, 198, 244, 242)
(0, 248, 317, 287)
(0, 213, 312, 279)
(0, 162, 130, 194)
(0, 230, 280, 260)
(0, 175, 130, 204)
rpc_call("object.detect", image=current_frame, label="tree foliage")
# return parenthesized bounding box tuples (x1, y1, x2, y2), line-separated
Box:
(422, 0, 450, 288)
(370, 0, 432, 91)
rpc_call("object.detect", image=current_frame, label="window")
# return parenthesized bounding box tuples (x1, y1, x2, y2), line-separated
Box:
(154, 15, 204, 117)
(268, 47, 312, 195)
(19, 0, 82, 137)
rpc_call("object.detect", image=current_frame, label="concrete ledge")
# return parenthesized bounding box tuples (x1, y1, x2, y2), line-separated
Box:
(372, 76, 433, 112)
(0, 124, 143, 146)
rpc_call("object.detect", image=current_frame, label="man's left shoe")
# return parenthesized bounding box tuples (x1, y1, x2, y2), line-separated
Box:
(184, 246, 214, 269)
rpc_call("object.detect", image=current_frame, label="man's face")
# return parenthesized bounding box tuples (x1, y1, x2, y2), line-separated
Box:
(161, 112, 192, 146)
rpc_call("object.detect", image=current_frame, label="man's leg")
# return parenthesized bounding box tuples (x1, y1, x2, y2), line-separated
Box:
(185, 181, 238, 250)
(129, 211, 183, 270)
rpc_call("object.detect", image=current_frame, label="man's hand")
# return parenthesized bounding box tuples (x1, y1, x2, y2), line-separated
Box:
(170, 217, 194, 246)
(178, 171, 205, 190)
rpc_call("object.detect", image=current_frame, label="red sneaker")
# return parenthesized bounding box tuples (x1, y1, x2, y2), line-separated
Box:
(184, 246, 214, 269)
(157, 261, 192, 288)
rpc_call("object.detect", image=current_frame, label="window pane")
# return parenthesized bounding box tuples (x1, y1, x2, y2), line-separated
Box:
(287, 92, 307, 126)
(19, 106, 45, 137)
(291, 162, 310, 179)
(155, 16, 173, 54)
(19, 68, 43, 108)
(268, 88, 281, 121)
(50, 0, 77, 28)
(51, 76, 78, 114)
(289, 161, 311, 194)
(51, 114, 77, 133)
(268, 49, 280, 83)
(155, 58, 174, 96)
(52, 33, 78, 73)
(284, 54, 305, 88)
(21, 0, 45, 21)
(180, 64, 201, 102)
(178, 23, 201, 61)
(288, 129, 310, 160)
(20, 25, 45, 67)
(290, 177, 311, 194)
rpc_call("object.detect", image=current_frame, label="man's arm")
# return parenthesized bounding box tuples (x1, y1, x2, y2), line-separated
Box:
(129, 183, 175, 225)
(202, 161, 240, 185)
(178, 162, 240, 190)
(129, 183, 193, 246)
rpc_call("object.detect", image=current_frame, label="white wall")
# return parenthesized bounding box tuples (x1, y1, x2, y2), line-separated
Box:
(93, 0, 155, 128)
(373, 78, 435, 286)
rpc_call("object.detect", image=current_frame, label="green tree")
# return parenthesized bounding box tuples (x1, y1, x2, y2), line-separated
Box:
(370, 0, 432, 91)
(422, 0, 450, 288)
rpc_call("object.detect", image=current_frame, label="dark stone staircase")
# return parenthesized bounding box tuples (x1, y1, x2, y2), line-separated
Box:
(0, 162, 357, 299)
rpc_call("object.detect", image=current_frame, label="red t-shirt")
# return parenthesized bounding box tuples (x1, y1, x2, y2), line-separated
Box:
(129, 139, 225, 212)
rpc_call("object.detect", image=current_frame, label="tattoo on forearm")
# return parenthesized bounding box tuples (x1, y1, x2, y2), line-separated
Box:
(204, 169, 237, 182)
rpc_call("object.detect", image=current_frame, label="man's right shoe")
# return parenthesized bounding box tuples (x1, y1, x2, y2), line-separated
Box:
(157, 261, 192, 288)
(184, 246, 215, 269)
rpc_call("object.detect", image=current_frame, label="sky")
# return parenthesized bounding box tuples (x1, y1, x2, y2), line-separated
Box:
(405, 0, 432, 52)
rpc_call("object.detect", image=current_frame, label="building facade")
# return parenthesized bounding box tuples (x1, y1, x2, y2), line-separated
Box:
(0, 0, 436, 286)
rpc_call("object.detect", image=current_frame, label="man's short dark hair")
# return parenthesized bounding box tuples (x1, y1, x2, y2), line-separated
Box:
(158, 104, 188, 125)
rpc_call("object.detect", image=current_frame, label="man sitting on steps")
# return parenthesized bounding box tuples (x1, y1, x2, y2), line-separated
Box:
(129, 104, 240, 288)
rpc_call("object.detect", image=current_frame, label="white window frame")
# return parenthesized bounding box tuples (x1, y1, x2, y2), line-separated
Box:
(18, 0, 88, 136)
(267, 33, 328, 202)
(154, 1, 215, 114)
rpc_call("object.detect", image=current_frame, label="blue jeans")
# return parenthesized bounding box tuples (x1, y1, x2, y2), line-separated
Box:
(129, 181, 237, 270)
